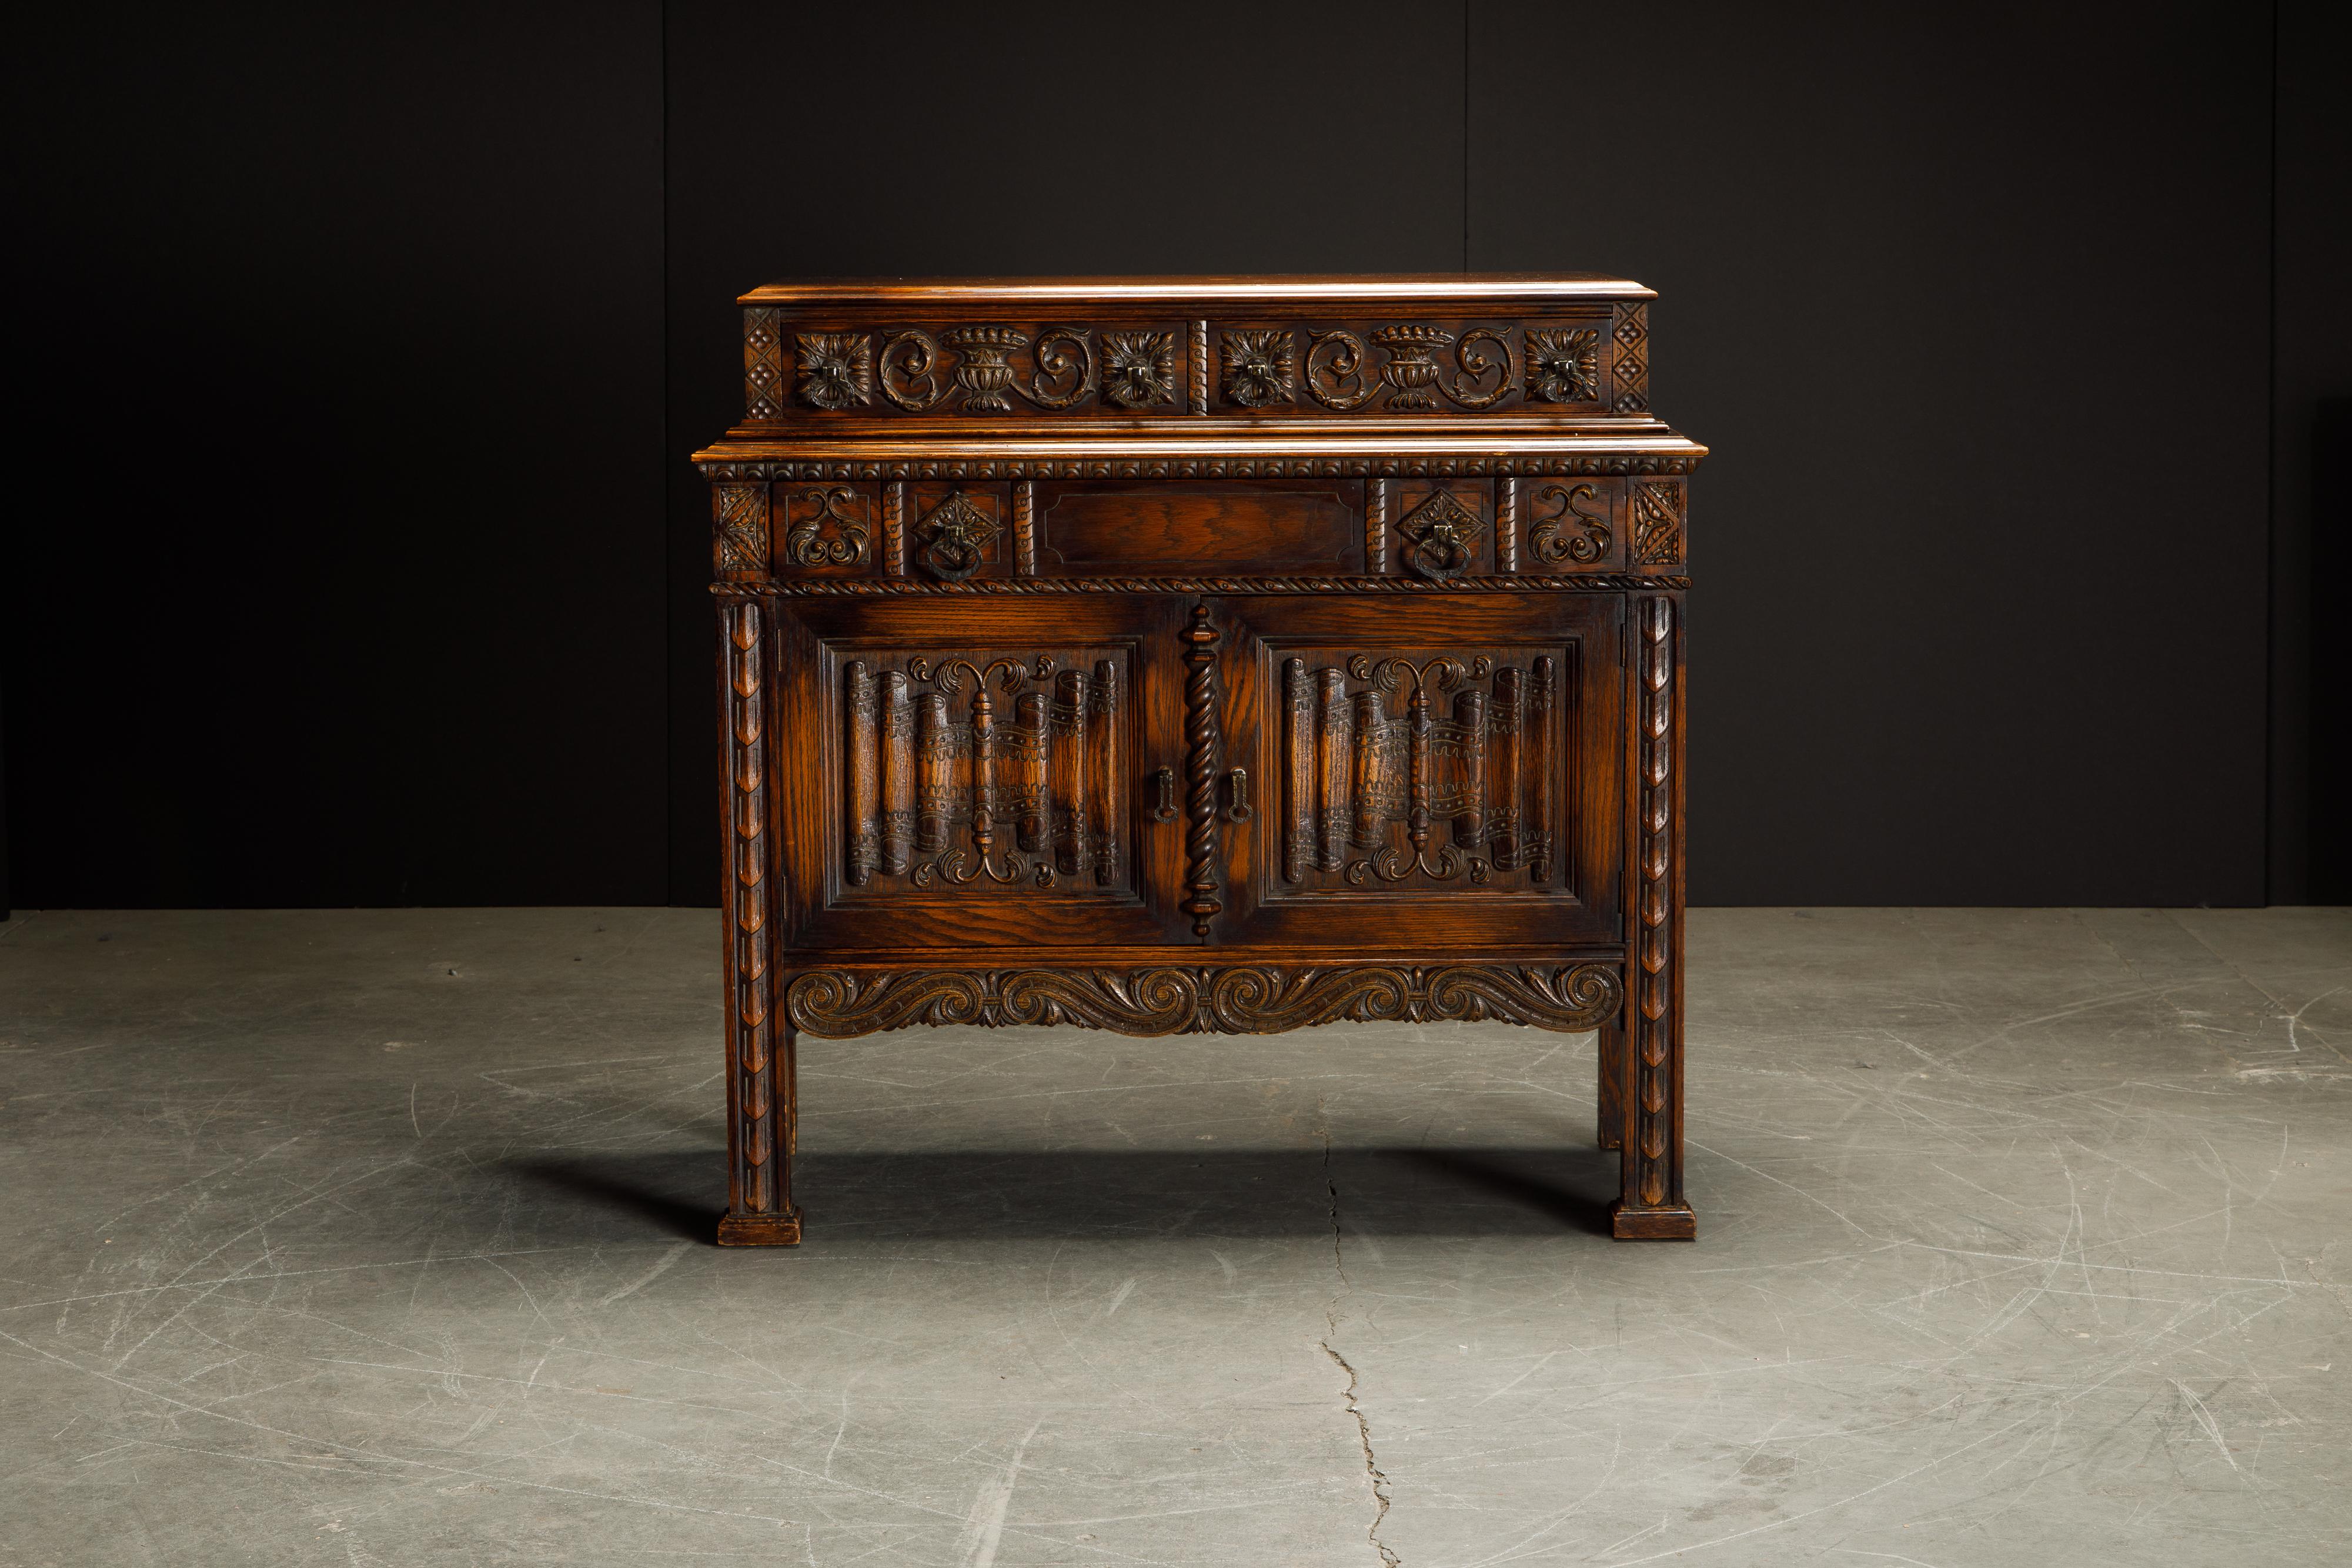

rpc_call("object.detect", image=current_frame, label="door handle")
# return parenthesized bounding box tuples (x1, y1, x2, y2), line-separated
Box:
(1151, 767, 1178, 823)
(1224, 766, 1251, 823)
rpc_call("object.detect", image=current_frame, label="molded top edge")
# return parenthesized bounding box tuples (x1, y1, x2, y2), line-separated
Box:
(738, 273, 1656, 305)
(692, 431, 1708, 464)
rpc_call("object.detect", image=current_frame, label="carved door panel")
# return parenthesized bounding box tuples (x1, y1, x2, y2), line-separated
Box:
(1210, 595, 1624, 948)
(773, 596, 1193, 950)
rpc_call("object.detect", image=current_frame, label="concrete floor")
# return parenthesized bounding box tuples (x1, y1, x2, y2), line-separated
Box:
(1, 909, 2348, 1567)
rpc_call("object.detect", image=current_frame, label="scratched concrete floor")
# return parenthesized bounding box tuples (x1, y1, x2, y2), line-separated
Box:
(1, 908, 2348, 1567)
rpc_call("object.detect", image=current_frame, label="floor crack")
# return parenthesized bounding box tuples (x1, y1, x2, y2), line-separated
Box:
(1321, 1127, 1400, 1568)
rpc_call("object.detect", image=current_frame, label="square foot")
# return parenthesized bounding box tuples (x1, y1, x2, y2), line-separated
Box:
(1610, 1201, 1696, 1241)
(717, 1208, 804, 1246)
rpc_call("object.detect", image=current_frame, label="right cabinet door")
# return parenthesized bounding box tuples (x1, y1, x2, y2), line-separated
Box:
(1212, 594, 1625, 948)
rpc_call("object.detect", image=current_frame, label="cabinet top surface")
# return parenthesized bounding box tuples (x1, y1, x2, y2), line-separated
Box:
(739, 272, 1655, 306)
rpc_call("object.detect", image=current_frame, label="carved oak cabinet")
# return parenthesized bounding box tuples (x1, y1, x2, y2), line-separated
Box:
(693, 275, 1704, 1244)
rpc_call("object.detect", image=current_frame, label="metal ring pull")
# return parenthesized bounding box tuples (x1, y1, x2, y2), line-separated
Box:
(1151, 767, 1178, 823)
(1224, 766, 1252, 823)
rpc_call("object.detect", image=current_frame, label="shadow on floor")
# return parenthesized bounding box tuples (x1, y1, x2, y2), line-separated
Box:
(509, 1144, 1619, 1245)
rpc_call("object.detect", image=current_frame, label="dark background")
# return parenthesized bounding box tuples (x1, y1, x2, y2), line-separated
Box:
(6, 1, 2346, 912)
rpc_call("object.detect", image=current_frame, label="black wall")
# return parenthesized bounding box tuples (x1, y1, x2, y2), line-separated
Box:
(7, 2, 2346, 911)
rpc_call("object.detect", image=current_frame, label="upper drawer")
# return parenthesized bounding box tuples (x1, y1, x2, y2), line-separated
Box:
(737, 274, 1658, 423)
(716, 474, 1690, 583)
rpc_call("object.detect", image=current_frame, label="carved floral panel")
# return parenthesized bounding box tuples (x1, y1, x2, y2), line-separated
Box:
(746, 314, 1641, 416)
(756, 322, 1194, 416)
(1211, 320, 1616, 414)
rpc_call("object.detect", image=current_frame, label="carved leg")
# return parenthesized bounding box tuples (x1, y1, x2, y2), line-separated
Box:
(1613, 594, 1695, 1240)
(716, 599, 801, 1246)
(1596, 1014, 1625, 1151)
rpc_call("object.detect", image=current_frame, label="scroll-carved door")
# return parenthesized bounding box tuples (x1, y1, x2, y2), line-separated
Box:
(1211, 595, 1624, 948)
(773, 597, 1192, 949)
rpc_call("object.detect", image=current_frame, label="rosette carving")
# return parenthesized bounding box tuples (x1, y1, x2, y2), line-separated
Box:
(1525, 329, 1599, 404)
(1221, 329, 1295, 407)
(1100, 330, 1177, 409)
(795, 333, 874, 410)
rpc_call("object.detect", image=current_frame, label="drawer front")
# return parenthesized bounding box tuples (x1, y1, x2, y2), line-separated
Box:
(740, 303, 1650, 422)
(772, 597, 1192, 950)
(733, 476, 1680, 584)
(1033, 481, 1364, 575)
(1210, 594, 1625, 948)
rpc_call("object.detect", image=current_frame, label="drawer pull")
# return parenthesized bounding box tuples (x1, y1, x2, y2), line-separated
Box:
(1224, 767, 1252, 823)
(1151, 767, 1178, 823)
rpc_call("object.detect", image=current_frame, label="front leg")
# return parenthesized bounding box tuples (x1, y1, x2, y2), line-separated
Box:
(1613, 594, 1695, 1240)
(1596, 1015, 1625, 1151)
(716, 598, 801, 1246)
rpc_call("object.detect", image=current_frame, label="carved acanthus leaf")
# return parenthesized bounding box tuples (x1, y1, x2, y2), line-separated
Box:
(796, 333, 874, 410)
(787, 964, 1624, 1038)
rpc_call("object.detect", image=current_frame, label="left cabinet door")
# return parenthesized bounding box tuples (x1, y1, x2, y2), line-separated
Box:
(770, 595, 1193, 951)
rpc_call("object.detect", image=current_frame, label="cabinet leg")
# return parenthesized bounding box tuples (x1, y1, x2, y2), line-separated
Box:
(716, 597, 801, 1247)
(719, 1017, 800, 1246)
(1612, 594, 1696, 1241)
(1596, 1016, 1625, 1151)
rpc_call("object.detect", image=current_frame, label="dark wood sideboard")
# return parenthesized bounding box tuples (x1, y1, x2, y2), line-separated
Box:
(693, 275, 1705, 1245)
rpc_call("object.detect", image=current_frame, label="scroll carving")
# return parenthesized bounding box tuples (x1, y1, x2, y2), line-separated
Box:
(712, 482, 770, 577)
(789, 962, 1624, 1038)
(840, 649, 1125, 893)
(1279, 648, 1561, 890)
(1529, 483, 1610, 566)
(1290, 325, 1512, 411)
(793, 325, 1099, 413)
(757, 316, 1646, 417)
(783, 484, 871, 567)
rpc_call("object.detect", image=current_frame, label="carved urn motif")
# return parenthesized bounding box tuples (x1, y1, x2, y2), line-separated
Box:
(1372, 325, 1455, 411)
(939, 326, 1029, 413)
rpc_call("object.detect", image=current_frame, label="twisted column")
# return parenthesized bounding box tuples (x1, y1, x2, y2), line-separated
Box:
(1613, 593, 1693, 1239)
(1182, 602, 1222, 938)
(716, 600, 800, 1245)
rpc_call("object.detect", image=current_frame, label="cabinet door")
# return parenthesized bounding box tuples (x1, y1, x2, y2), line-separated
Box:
(773, 596, 1192, 950)
(1211, 594, 1624, 948)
